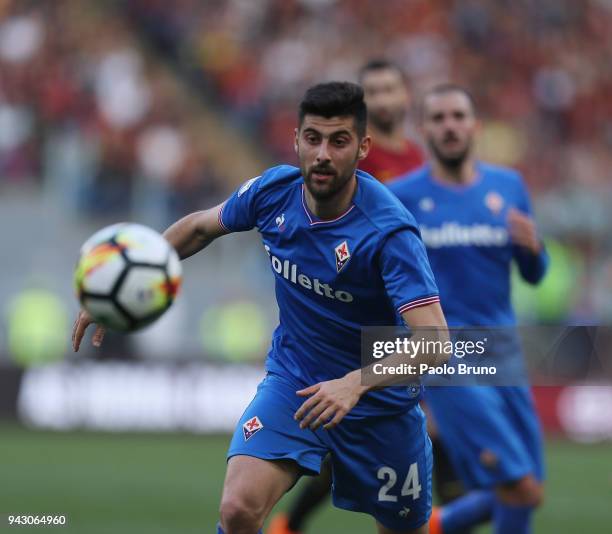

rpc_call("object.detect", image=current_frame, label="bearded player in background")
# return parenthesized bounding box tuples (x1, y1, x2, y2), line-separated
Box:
(391, 84, 547, 534)
(358, 59, 424, 182)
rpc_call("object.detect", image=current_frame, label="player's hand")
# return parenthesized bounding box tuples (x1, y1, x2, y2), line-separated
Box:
(72, 310, 106, 352)
(508, 208, 541, 255)
(294, 373, 365, 431)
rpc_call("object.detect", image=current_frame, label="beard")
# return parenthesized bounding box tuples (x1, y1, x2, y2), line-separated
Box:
(368, 108, 405, 135)
(303, 164, 354, 201)
(300, 153, 358, 201)
(428, 136, 472, 169)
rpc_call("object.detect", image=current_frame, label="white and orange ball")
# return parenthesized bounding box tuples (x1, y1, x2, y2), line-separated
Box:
(74, 223, 182, 331)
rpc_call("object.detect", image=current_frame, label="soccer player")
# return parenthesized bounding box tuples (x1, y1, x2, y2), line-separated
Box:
(72, 82, 449, 534)
(358, 60, 424, 182)
(389, 84, 548, 534)
(270, 61, 464, 534)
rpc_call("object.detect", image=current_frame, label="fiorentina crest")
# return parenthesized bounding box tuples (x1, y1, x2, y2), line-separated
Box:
(335, 241, 351, 273)
(484, 191, 504, 215)
(243, 416, 263, 441)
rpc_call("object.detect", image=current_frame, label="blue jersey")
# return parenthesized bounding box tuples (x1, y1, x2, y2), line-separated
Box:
(389, 163, 548, 327)
(220, 165, 439, 417)
(390, 163, 548, 489)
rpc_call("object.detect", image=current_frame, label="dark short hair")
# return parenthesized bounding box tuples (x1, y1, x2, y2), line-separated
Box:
(358, 59, 405, 83)
(298, 81, 367, 138)
(421, 83, 477, 117)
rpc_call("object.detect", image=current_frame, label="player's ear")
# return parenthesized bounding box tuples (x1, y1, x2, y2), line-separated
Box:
(294, 128, 299, 154)
(357, 135, 372, 161)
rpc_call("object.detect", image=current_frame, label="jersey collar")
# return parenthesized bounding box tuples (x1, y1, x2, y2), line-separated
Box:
(426, 162, 483, 192)
(301, 183, 356, 226)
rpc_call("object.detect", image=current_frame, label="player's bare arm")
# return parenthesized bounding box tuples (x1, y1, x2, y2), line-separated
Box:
(72, 203, 228, 352)
(294, 301, 449, 431)
(357, 300, 450, 388)
(163, 203, 228, 260)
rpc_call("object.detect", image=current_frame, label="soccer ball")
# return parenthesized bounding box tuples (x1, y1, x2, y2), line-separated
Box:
(74, 223, 182, 331)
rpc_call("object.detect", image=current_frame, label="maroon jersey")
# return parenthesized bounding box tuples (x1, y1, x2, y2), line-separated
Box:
(359, 140, 424, 183)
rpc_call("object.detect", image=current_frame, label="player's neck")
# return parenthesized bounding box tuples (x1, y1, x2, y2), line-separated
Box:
(370, 127, 406, 152)
(304, 175, 357, 220)
(431, 158, 477, 186)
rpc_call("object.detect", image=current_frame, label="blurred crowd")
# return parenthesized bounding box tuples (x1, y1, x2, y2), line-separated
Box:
(1, 0, 611, 343)
(0, 0, 226, 226)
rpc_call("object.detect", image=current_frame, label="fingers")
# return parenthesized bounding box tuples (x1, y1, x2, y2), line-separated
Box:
(71, 317, 79, 345)
(298, 398, 330, 429)
(508, 208, 532, 230)
(509, 226, 529, 245)
(72, 312, 90, 352)
(92, 326, 106, 347)
(71, 310, 102, 352)
(507, 208, 539, 252)
(507, 207, 531, 223)
(508, 213, 532, 236)
(507, 207, 523, 220)
(295, 378, 358, 431)
(296, 383, 321, 397)
(323, 409, 347, 430)
(509, 224, 539, 252)
(295, 395, 345, 431)
(294, 393, 321, 423)
(309, 405, 337, 431)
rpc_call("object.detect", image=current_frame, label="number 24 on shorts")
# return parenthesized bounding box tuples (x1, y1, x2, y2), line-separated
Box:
(377, 463, 421, 502)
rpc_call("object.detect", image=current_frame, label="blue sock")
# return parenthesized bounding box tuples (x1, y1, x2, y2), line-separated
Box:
(216, 523, 262, 534)
(493, 501, 534, 534)
(441, 489, 495, 532)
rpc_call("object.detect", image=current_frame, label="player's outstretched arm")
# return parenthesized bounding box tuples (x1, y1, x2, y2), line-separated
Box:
(163, 203, 229, 260)
(72, 203, 230, 352)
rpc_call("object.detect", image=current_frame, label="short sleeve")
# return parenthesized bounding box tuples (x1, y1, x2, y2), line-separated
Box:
(379, 228, 440, 315)
(219, 176, 262, 233)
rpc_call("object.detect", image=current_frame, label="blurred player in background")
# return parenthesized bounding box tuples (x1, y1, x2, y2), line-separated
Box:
(390, 84, 548, 534)
(73, 81, 449, 534)
(270, 61, 465, 534)
(358, 60, 424, 182)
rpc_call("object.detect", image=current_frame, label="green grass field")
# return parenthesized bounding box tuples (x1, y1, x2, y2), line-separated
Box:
(0, 422, 610, 533)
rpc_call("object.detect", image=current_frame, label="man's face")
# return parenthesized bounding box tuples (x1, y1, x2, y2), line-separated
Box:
(421, 91, 477, 168)
(295, 115, 370, 200)
(362, 68, 409, 133)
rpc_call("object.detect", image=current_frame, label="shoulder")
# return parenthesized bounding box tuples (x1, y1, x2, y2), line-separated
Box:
(238, 165, 302, 206)
(254, 165, 303, 193)
(387, 166, 430, 198)
(478, 162, 525, 187)
(354, 170, 419, 235)
(478, 162, 531, 204)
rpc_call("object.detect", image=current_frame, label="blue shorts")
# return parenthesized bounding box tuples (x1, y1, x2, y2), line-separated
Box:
(228, 373, 433, 531)
(425, 385, 544, 489)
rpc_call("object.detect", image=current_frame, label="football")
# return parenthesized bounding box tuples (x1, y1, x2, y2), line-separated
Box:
(74, 223, 182, 331)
